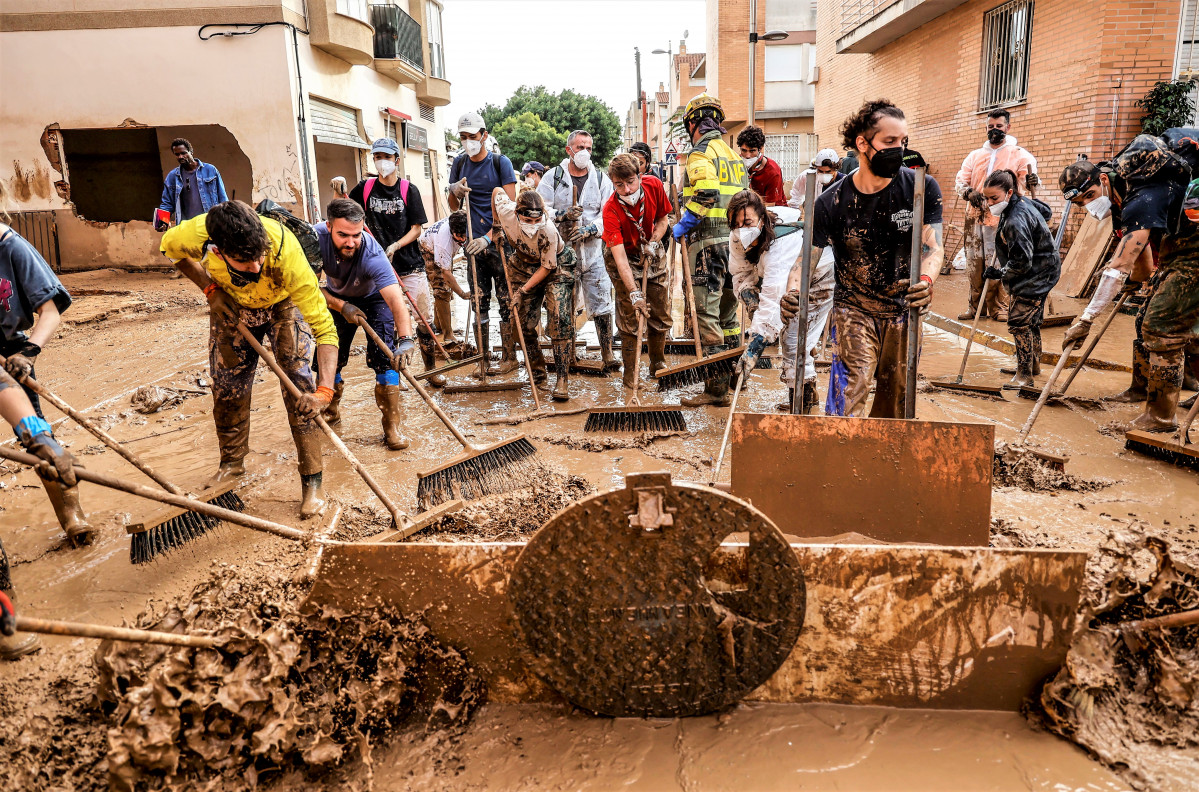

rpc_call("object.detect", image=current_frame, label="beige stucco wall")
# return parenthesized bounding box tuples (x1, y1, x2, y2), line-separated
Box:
(0, 24, 300, 270)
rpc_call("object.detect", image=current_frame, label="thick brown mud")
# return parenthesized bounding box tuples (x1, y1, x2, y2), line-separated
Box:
(1, 270, 1197, 790)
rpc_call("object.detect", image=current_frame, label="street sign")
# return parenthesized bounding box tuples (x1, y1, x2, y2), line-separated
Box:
(664, 151, 678, 165)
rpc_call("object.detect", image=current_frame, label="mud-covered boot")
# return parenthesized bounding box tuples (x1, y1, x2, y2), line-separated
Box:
(0, 590, 41, 661)
(418, 333, 446, 387)
(595, 314, 620, 373)
(1130, 354, 1183, 433)
(205, 460, 245, 489)
(497, 321, 520, 374)
(550, 341, 572, 401)
(647, 330, 667, 378)
(41, 479, 95, 547)
(472, 321, 497, 377)
(291, 428, 326, 518)
(776, 387, 795, 412)
(1106, 340, 1150, 403)
(802, 380, 820, 415)
(373, 384, 409, 450)
(322, 380, 345, 426)
(620, 333, 640, 389)
(1004, 330, 1037, 389)
(299, 473, 326, 519)
(1184, 352, 1199, 392)
(434, 297, 455, 349)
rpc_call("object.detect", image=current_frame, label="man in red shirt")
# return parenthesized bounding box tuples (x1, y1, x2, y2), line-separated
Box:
(737, 125, 786, 206)
(602, 153, 674, 387)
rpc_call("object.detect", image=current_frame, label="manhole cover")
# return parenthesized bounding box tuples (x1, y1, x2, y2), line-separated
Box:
(509, 472, 805, 717)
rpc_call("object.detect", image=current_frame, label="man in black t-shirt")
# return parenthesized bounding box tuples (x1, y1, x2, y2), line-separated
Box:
(783, 100, 944, 417)
(349, 138, 434, 375)
(1061, 151, 1199, 432)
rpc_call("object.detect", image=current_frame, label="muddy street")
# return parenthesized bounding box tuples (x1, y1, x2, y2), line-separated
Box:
(1, 268, 1196, 790)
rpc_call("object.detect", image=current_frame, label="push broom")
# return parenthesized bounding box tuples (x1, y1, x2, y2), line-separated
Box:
(1124, 380, 1199, 470)
(656, 236, 744, 392)
(235, 324, 463, 532)
(398, 280, 483, 382)
(929, 279, 1007, 398)
(584, 258, 687, 433)
(353, 315, 543, 509)
(0, 355, 245, 561)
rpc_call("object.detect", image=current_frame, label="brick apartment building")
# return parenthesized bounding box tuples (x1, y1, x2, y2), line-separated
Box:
(815, 0, 1194, 227)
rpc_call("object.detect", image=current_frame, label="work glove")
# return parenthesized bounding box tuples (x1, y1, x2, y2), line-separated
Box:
(464, 236, 489, 257)
(629, 289, 650, 321)
(672, 221, 688, 240)
(4, 343, 40, 381)
(966, 189, 987, 211)
(983, 265, 1006, 281)
(1120, 279, 1143, 295)
(391, 335, 416, 368)
(739, 287, 760, 314)
(331, 176, 349, 198)
(903, 277, 933, 312)
(296, 388, 333, 420)
(640, 239, 663, 261)
(736, 334, 768, 379)
(207, 287, 241, 325)
(1025, 172, 1040, 189)
(569, 223, 597, 245)
(449, 178, 470, 199)
(779, 289, 801, 323)
(19, 428, 77, 487)
(510, 289, 526, 316)
(563, 205, 584, 222)
(340, 302, 366, 325)
(1062, 318, 1092, 350)
(385, 240, 403, 259)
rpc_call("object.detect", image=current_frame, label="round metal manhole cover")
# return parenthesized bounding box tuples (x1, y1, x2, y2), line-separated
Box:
(508, 472, 806, 717)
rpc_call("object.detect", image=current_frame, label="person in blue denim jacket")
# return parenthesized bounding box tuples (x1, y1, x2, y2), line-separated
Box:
(155, 138, 228, 229)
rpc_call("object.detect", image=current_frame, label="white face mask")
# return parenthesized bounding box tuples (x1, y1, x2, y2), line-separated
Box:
(737, 225, 761, 248)
(464, 139, 483, 157)
(742, 155, 760, 169)
(572, 149, 591, 169)
(376, 159, 396, 177)
(988, 200, 1009, 217)
(1086, 195, 1112, 220)
(524, 176, 536, 187)
(519, 221, 539, 237)
(816, 172, 834, 186)
(618, 188, 642, 205)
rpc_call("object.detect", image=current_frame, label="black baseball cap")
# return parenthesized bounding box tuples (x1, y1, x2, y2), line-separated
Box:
(1060, 160, 1102, 200)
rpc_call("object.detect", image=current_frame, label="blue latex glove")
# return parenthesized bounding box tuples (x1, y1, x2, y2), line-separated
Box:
(736, 334, 768, 378)
(672, 210, 702, 240)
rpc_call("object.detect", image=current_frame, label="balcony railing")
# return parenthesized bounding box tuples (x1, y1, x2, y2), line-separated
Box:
(371, 4, 424, 71)
(841, 0, 902, 33)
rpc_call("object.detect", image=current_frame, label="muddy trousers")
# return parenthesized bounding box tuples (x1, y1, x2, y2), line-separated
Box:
(964, 213, 1008, 317)
(209, 300, 322, 475)
(826, 304, 920, 418)
(780, 291, 835, 388)
(422, 248, 456, 344)
(467, 246, 512, 352)
(508, 267, 550, 385)
(1008, 295, 1046, 380)
(1141, 262, 1199, 401)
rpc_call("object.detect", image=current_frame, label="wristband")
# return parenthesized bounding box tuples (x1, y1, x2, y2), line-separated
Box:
(203, 282, 221, 299)
(18, 342, 41, 359)
(14, 415, 52, 442)
(315, 385, 336, 403)
(919, 274, 934, 286)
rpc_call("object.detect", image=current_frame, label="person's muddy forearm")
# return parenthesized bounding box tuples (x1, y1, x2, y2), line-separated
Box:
(174, 258, 213, 292)
(314, 344, 337, 389)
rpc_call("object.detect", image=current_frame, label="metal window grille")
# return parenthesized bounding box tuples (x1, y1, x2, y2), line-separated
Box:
(336, 0, 369, 24)
(424, 150, 432, 179)
(370, 4, 424, 70)
(419, 102, 436, 122)
(978, 0, 1034, 112)
(764, 134, 819, 182)
(1175, 1, 1199, 124)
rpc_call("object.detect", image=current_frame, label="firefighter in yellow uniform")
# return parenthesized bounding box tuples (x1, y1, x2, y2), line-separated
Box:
(671, 94, 748, 406)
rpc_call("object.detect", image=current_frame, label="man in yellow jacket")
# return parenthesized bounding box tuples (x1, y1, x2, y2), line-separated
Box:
(671, 94, 748, 406)
(161, 201, 339, 519)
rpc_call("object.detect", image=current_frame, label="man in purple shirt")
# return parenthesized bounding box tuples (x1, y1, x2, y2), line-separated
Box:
(316, 198, 415, 450)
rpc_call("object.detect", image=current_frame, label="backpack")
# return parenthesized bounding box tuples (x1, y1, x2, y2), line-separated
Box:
(1111, 129, 1199, 232)
(450, 151, 504, 188)
(362, 176, 410, 208)
(255, 199, 322, 275)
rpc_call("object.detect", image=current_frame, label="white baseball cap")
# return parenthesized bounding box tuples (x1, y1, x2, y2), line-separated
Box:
(458, 111, 486, 135)
(813, 148, 840, 167)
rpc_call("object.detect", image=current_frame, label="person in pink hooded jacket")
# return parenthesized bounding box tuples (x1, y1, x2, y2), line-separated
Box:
(954, 109, 1038, 322)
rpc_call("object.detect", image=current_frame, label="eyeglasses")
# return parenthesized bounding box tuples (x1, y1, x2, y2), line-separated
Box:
(517, 209, 544, 220)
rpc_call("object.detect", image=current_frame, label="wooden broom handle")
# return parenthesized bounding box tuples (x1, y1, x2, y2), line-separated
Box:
(496, 242, 543, 410)
(681, 237, 704, 358)
(15, 615, 219, 649)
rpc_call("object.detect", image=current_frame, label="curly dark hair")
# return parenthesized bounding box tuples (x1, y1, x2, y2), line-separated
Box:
(726, 189, 776, 255)
(983, 168, 1018, 194)
(206, 201, 269, 263)
(449, 210, 469, 238)
(840, 99, 906, 151)
(736, 125, 766, 151)
(170, 137, 192, 152)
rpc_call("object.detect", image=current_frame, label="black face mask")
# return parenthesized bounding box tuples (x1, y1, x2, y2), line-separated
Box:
(226, 263, 262, 286)
(866, 143, 905, 179)
(987, 128, 1006, 145)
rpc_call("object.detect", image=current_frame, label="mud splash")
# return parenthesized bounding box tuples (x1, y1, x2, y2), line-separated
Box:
(992, 443, 1112, 492)
(418, 472, 595, 542)
(1035, 531, 1199, 790)
(91, 568, 483, 792)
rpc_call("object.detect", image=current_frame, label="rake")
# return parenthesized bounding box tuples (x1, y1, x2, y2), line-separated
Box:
(235, 323, 463, 530)
(585, 260, 687, 433)
(354, 316, 544, 509)
(0, 355, 246, 563)
(656, 237, 746, 391)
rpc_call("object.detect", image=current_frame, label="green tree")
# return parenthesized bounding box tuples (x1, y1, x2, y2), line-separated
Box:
(480, 86, 623, 165)
(490, 112, 565, 169)
(1136, 79, 1197, 137)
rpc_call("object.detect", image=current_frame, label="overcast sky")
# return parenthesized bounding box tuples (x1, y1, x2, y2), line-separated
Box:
(441, 0, 706, 131)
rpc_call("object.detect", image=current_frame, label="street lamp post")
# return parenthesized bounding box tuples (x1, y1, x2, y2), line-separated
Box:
(747, 0, 789, 129)
(651, 44, 673, 162)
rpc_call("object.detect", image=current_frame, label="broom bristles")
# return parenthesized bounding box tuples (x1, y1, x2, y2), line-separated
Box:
(416, 437, 544, 509)
(1125, 434, 1199, 470)
(583, 408, 687, 433)
(656, 356, 738, 391)
(129, 489, 245, 565)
